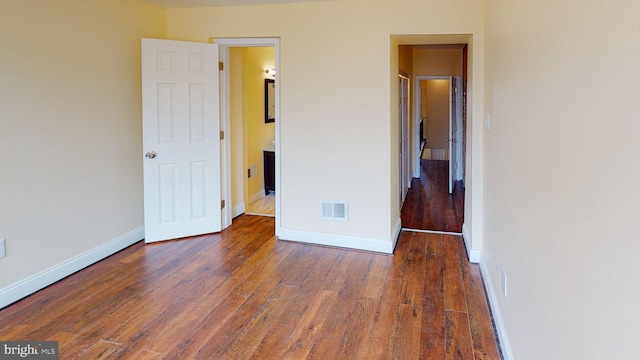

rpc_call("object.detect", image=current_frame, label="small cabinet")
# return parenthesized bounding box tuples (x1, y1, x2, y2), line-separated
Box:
(263, 150, 275, 195)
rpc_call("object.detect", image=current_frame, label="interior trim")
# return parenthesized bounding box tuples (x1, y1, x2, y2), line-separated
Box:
(0, 227, 144, 309)
(278, 228, 396, 254)
(462, 223, 481, 263)
(479, 261, 515, 360)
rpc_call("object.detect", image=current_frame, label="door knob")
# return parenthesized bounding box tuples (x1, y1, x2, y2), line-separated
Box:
(145, 151, 157, 159)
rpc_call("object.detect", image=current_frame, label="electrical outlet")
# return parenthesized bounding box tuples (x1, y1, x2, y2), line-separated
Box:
(485, 113, 491, 130)
(501, 268, 507, 297)
(0, 238, 5, 259)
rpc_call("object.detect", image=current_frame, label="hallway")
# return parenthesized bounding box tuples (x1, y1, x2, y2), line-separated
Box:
(401, 159, 464, 232)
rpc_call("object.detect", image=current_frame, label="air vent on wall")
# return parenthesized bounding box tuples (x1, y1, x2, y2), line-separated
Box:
(321, 201, 348, 221)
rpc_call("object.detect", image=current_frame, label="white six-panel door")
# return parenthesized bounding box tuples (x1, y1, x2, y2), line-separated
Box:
(141, 39, 221, 243)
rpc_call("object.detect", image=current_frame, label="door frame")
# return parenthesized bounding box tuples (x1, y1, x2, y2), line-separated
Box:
(453, 76, 463, 181)
(413, 75, 462, 180)
(399, 73, 410, 207)
(215, 38, 280, 231)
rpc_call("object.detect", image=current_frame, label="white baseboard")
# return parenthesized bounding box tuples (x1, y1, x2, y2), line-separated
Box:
(248, 189, 266, 204)
(277, 228, 395, 254)
(391, 217, 402, 253)
(479, 261, 514, 360)
(0, 227, 144, 309)
(232, 203, 246, 218)
(462, 223, 481, 263)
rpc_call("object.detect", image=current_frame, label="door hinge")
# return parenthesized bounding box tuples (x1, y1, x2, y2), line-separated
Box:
(219, 62, 224, 71)
(221, 199, 226, 209)
(220, 131, 224, 140)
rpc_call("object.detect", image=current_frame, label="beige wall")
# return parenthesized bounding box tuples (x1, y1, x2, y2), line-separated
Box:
(413, 47, 463, 76)
(166, 0, 484, 245)
(398, 45, 413, 76)
(423, 79, 450, 151)
(0, 0, 166, 290)
(483, 0, 640, 358)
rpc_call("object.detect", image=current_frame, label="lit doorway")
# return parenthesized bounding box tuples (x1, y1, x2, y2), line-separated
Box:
(216, 38, 280, 229)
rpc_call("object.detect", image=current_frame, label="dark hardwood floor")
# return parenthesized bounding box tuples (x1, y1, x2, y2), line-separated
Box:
(0, 215, 499, 359)
(401, 159, 465, 232)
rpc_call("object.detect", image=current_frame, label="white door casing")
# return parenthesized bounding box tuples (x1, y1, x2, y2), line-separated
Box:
(400, 75, 410, 204)
(142, 38, 222, 243)
(448, 77, 457, 194)
(454, 76, 463, 181)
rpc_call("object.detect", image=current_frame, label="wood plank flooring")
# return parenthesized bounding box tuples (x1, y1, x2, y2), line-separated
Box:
(246, 193, 275, 216)
(0, 215, 500, 359)
(401, 159, 465, 232)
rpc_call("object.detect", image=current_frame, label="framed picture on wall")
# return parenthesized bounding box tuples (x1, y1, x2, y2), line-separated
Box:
(265, 79, 275, 123)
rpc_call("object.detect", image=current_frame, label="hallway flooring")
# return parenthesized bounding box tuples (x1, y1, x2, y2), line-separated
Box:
(401, 159, 465, 232)
(246, 193, 275, 216)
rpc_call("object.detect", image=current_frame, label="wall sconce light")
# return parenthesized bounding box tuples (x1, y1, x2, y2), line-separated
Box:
(265, 68, 276, 77)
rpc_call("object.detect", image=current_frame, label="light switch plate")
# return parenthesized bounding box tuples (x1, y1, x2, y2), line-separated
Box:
(0, 238, 5, 259)
(248, 164, 258, 178)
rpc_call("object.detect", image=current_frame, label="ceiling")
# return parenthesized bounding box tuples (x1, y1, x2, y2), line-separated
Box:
(143, 0, 328, 8)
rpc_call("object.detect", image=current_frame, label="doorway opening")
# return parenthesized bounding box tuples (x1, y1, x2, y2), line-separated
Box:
(230, 46, 275, 217)
(398, 43, 467, 234)
(216, 38, 280, 229)
(417, 76, 463, 190)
